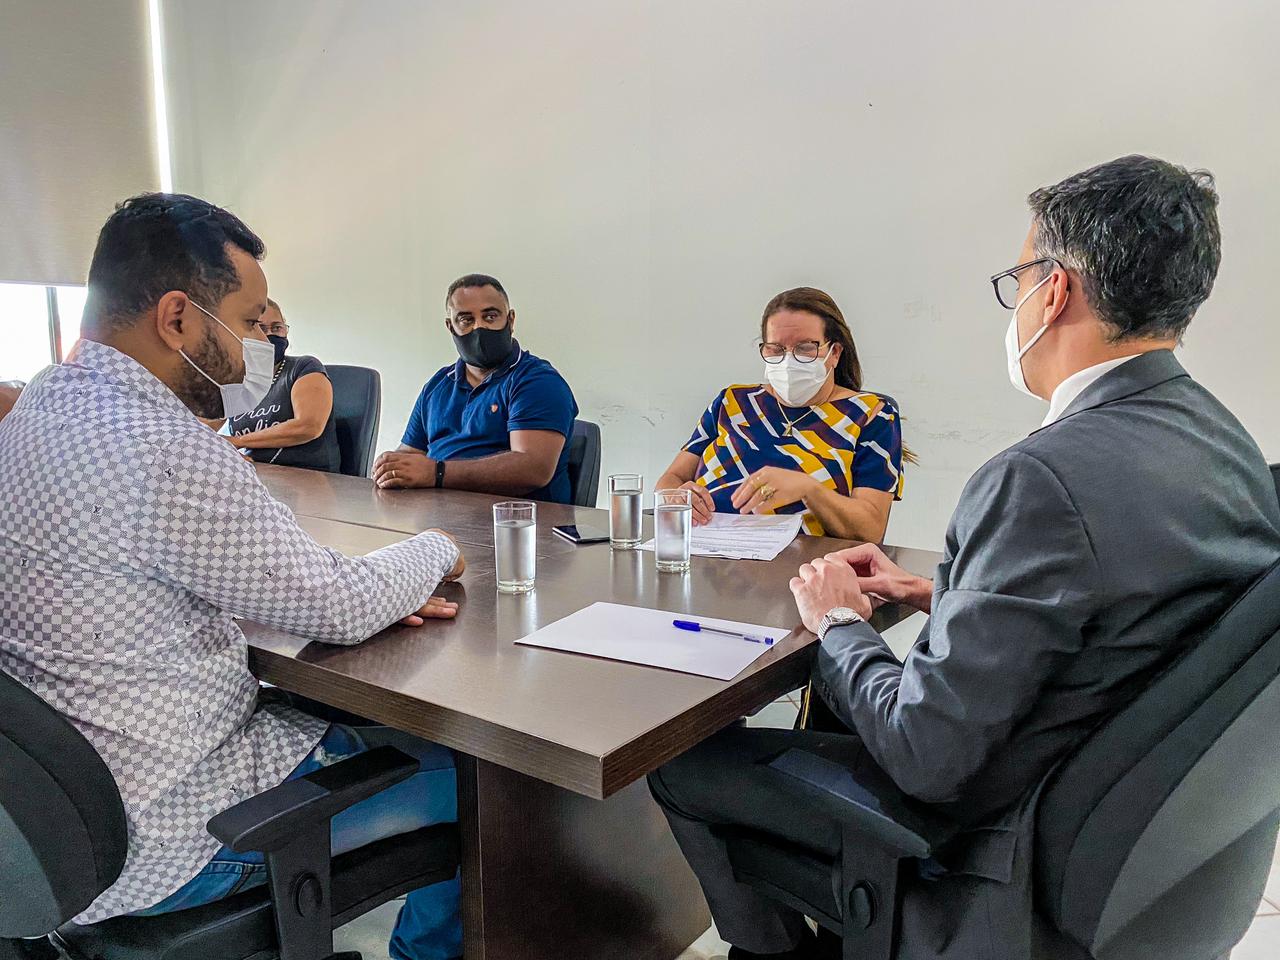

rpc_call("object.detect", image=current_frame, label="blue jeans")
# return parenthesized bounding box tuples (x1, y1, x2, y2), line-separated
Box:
(132, 723, 461, 960)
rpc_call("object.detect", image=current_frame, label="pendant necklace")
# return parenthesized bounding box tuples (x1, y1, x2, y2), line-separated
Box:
(780, 405, 817, 437)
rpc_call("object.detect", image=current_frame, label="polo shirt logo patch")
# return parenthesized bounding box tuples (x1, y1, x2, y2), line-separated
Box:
(491, 404, 499, 413)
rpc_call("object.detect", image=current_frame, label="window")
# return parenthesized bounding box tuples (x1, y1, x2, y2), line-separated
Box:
(0, 281, 89, 382)
(56, 285, 89, 352)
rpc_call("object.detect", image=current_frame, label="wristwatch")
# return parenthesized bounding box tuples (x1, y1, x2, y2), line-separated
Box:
(817, 606, 864, 641)
(434, 459, 447, 489)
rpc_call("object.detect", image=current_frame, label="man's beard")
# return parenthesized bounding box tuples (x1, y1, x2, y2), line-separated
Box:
(176, 324, 239, 418)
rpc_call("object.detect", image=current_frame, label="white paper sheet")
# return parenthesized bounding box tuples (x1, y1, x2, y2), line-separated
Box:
(639, 512, 804, 562)
(514, 602, 790, 680)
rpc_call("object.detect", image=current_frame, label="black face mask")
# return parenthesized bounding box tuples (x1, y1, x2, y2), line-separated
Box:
(267, 335, 289, 364)
(452, 320, 516, 370)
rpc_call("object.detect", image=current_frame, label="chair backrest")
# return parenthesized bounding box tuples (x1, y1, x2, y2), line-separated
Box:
(327, 364, 382, 478)
(0, 669, 128, 937)
(1270, 463, 1279, 506)
(1034, 557, 1280, 960)
(566, 419, 602, 507)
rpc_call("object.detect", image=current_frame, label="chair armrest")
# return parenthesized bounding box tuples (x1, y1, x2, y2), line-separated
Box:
(767, 748, 958, 858)
(208, 746, 418, 853)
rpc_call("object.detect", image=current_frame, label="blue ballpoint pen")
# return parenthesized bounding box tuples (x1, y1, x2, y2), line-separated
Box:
(672, 619, 774, 645)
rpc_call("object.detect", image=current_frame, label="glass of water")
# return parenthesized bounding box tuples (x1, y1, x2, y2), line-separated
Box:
(493, 501, 536, 594)
(654, 488, 693, 573)
(609, 473, 644, 550)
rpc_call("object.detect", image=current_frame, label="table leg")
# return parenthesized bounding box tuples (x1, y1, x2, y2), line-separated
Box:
(457, 754, 710, 960)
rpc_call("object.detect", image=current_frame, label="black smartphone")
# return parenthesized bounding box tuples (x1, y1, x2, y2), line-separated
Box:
(551, 523, 612, 545)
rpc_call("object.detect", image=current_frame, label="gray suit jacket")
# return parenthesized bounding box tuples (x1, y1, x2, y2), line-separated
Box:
(814, 350, 1280, 959)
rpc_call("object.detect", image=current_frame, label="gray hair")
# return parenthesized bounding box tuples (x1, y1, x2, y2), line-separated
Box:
(1028, 155, 1221, 342)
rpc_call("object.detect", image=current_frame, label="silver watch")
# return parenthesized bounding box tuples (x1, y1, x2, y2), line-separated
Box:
(817, 606, 864, 641)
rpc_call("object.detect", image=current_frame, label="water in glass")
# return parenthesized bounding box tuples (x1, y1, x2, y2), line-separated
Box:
(654, 502, 692, 572)
(493, 500, 536, 594)
(494, 519, 536, 593)
(609, 474, 644, 549)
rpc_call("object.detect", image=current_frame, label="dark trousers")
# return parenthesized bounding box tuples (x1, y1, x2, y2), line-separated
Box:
(648, 723, 880, 954)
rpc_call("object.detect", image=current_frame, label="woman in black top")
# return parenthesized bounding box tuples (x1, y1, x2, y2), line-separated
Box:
(225, 300, 341, 472)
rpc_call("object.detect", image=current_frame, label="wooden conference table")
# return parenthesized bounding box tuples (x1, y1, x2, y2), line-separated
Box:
(245, 464, 942, 960)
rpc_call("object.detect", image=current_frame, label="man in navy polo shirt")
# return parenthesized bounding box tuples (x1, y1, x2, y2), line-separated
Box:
(373, 274, 578, 503)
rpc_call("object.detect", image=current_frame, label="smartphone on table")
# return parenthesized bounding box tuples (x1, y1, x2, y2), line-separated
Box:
(551, 523, 611, 545)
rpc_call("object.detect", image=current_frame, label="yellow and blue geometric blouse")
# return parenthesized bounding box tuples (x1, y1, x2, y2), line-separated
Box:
(683, 384, 905, 536)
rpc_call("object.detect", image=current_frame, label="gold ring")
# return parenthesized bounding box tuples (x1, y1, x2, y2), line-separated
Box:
(760, 485, 776, 502)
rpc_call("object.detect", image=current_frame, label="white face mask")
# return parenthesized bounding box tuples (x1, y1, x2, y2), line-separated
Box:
(1004, 273, 1053, 399)
(180, 300, 276, 419)
(766, 350, 833, 407)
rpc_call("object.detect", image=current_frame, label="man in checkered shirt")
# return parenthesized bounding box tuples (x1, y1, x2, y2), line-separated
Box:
(0, 195, 466, 960)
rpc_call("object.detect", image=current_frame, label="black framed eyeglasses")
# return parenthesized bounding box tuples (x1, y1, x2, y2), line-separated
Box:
(989, 257, 1062, 309)
(759, 339, 829, 364)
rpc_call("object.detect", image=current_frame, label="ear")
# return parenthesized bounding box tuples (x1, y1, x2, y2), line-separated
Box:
(827, 341, 842, 369)
(507, 309, 516, 332)
(1038, 267, 1072, 328)
(154, 291, 192, 351)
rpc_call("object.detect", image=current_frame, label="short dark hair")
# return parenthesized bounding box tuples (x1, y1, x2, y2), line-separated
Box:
(445, 273, 508, 309)
(1027, 155, 1220, 341)
(82, 193, 265, 335)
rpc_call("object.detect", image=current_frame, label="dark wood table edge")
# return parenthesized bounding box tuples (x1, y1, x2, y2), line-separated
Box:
(249, 645, 607, 798)
(249, 633, 818, 799)
(599, 634, 816, 791)
(250, 607, 925, 799)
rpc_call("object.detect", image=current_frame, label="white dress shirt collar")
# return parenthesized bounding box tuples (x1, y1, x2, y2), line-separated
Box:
(1041, 355, 1143, 427)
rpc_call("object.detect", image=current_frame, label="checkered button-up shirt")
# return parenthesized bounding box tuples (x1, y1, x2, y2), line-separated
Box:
(0, 340, 459, 922)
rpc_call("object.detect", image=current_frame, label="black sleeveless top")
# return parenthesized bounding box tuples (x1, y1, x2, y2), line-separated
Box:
(227, 355, 341, 472)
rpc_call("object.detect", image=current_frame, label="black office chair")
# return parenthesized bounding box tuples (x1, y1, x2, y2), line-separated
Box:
(1270, 463, 1279, 506)
(327, 365, 382, 478)
(723, 557, 1280, 960)
(565, 419, 602, 507)
(0, 669, 458, 960)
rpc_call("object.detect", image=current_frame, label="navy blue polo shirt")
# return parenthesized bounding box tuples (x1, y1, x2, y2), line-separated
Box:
(401, 343, 579, 503)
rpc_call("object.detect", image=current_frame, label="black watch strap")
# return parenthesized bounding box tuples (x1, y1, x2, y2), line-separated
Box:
(434, 459, 447, 489)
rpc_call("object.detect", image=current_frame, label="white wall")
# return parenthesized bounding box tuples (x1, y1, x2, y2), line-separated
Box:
(162, 0, 1280, 549)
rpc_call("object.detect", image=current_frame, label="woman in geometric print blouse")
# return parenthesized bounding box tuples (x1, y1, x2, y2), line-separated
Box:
(655, 287, 906, 542)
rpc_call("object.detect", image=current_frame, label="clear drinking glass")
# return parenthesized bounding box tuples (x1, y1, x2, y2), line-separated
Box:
(654, 488, 693, 573)
(608, 473, 644, 549)
(493, 501, 536, 594)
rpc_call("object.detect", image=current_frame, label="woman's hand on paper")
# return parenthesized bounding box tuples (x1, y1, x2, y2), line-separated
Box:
(678, 481, 716, 525)
(732, 467, 815, 516)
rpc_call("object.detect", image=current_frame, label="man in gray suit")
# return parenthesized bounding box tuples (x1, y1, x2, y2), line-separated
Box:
(649, 155, 1280, 960)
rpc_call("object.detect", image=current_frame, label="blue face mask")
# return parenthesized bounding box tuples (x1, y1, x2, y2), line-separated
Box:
(267, 335, 289, 364)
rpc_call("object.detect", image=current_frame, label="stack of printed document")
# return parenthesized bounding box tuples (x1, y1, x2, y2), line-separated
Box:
(640, 512, 804, 562)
